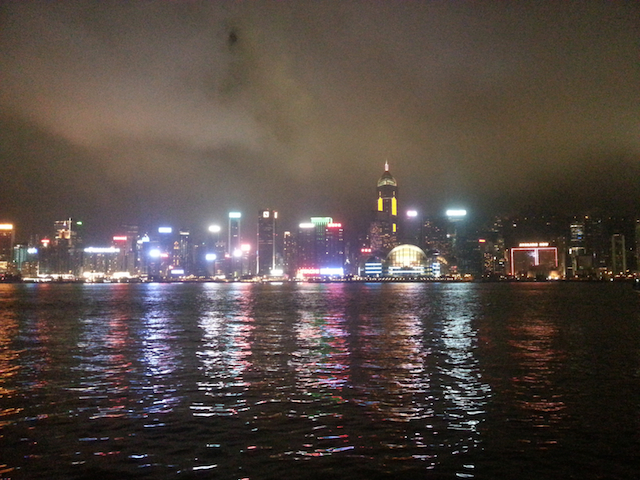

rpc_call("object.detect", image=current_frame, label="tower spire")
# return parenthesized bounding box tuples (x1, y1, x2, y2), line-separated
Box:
(384, 160, 389, 171)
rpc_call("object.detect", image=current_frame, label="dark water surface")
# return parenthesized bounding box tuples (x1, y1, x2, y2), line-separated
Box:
(1, 282, 639, 479)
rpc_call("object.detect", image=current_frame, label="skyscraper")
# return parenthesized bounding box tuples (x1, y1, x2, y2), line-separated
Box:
(0, 224, 15, 273)
(228, 212, 242, 278)
(325, 222, 344, 269)
(257, 209, 277, 276)
(228, 212, 242, 255)
(369, 162, 398, 255)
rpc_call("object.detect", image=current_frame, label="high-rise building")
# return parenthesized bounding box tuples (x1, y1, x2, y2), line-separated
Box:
(611, 234, 627, 276)
(369, 162, 398, 255)
(178, 230, 192, 275)
(0, 223, 15, 263)
(228, 212, 243, 278)
(257, 209, 277, 276)
(44, 218, 83, 276)
(296, 222, 317, 271)
(325, 222, 344, 269)
(282, 230, 296, 277)
(228, 212, 242, 255)
(0, 223, 15, 275)
(292, 217, 345, 277)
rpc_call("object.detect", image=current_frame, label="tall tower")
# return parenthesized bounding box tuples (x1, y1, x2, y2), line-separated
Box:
(370, 162, 399, 254)
(257, 209, 277, 276)
(228, 212, 242, 254)
(0, 224, 15, 272)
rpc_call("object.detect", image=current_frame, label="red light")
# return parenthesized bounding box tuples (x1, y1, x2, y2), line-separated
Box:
(113, 236, 127, 242)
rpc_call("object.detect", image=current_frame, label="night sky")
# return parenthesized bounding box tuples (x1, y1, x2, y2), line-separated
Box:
(1, 1, 638, 241)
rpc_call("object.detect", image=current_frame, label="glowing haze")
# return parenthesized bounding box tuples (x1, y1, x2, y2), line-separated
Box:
(1, 1, 638, 240)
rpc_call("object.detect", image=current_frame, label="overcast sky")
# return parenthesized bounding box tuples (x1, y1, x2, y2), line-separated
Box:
(1, 1, 639, 241)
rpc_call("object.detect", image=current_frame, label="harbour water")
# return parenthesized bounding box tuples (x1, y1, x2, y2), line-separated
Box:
(1, 281, 639, 479)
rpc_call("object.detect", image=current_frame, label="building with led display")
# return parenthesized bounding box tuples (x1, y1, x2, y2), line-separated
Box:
(257, 209, 277, 276)
(510, 243, 559, 279)
(325, 222, 344, 268)
(369, 162, 399, 255)
(0, 224, 15, 263)
(293, 217, 345, 277)
(0, 224, 15, 276)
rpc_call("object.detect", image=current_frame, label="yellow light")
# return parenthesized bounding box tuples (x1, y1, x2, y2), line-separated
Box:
(393, 223, 397, 233)
(391, 197, 397, 216)
(377, 196, 383, 212)
(0, 224, 13, 230)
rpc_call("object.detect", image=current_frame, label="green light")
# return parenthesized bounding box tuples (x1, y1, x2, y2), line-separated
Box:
(310, 217, 332, 225)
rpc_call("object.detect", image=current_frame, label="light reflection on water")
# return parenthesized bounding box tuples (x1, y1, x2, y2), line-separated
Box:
(0, 282, 640, 479)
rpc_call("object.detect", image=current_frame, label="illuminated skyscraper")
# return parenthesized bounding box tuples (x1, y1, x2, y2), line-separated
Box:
(47, 218, 83, 275)
(0, 224, 15, 272)
(369, 162, 398, 255)
(325, 222, 344, 268)
(257, 209, 277, 276)
(178, 230, 192, 275)
(228, 212, 242, 254)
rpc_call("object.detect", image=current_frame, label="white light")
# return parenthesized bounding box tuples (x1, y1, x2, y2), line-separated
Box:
(299, 222, 314, 229)
(170, 269, 185, 275)
(229, 212, 242, 219)
(149, 249, 162, 258)
(407, 210, 418, 217)
(320, 267, 344, 276)
(208, 225, 221, 233)
(270, 268, 284, 276)
(27, 247, 38, 254)
(158, 227, 172, 234)
(241, 244, 251, 252)
(233, 249, 242, 258)
(446, 209, 467, 217)
(205, 253, 217, 261)
(84, 247, 120, 254)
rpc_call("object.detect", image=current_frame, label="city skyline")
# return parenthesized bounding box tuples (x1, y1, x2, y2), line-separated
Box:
(1, 2, 639, 240)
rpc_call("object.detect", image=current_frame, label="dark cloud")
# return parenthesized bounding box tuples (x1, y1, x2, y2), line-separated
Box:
(0, 1, 638, 241)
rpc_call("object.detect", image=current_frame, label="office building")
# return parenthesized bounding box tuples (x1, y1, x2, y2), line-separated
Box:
(257, 209, 277, 276)
(369, 162, 398, 255)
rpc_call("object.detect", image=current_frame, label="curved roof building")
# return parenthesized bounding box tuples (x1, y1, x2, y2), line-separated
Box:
(386, 244, 428, 277)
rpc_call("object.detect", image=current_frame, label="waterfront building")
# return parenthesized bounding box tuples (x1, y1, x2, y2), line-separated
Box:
(282, 230, 295, 277)
(40, 218, 84, 276)
(293, 217, 345, 278)
(228, 212, 242, 278)
(82, 246, 121, 280)
(324, 222, 344, 270)
(510, 242, 559, 279)
(0, 223, 15, 272)
(611, 233, 627, 276)
(257, 209, 277, 276)
(386, 244, 428, 277)
(178, 229, 192, 275)
(228, 212, 242, 254)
